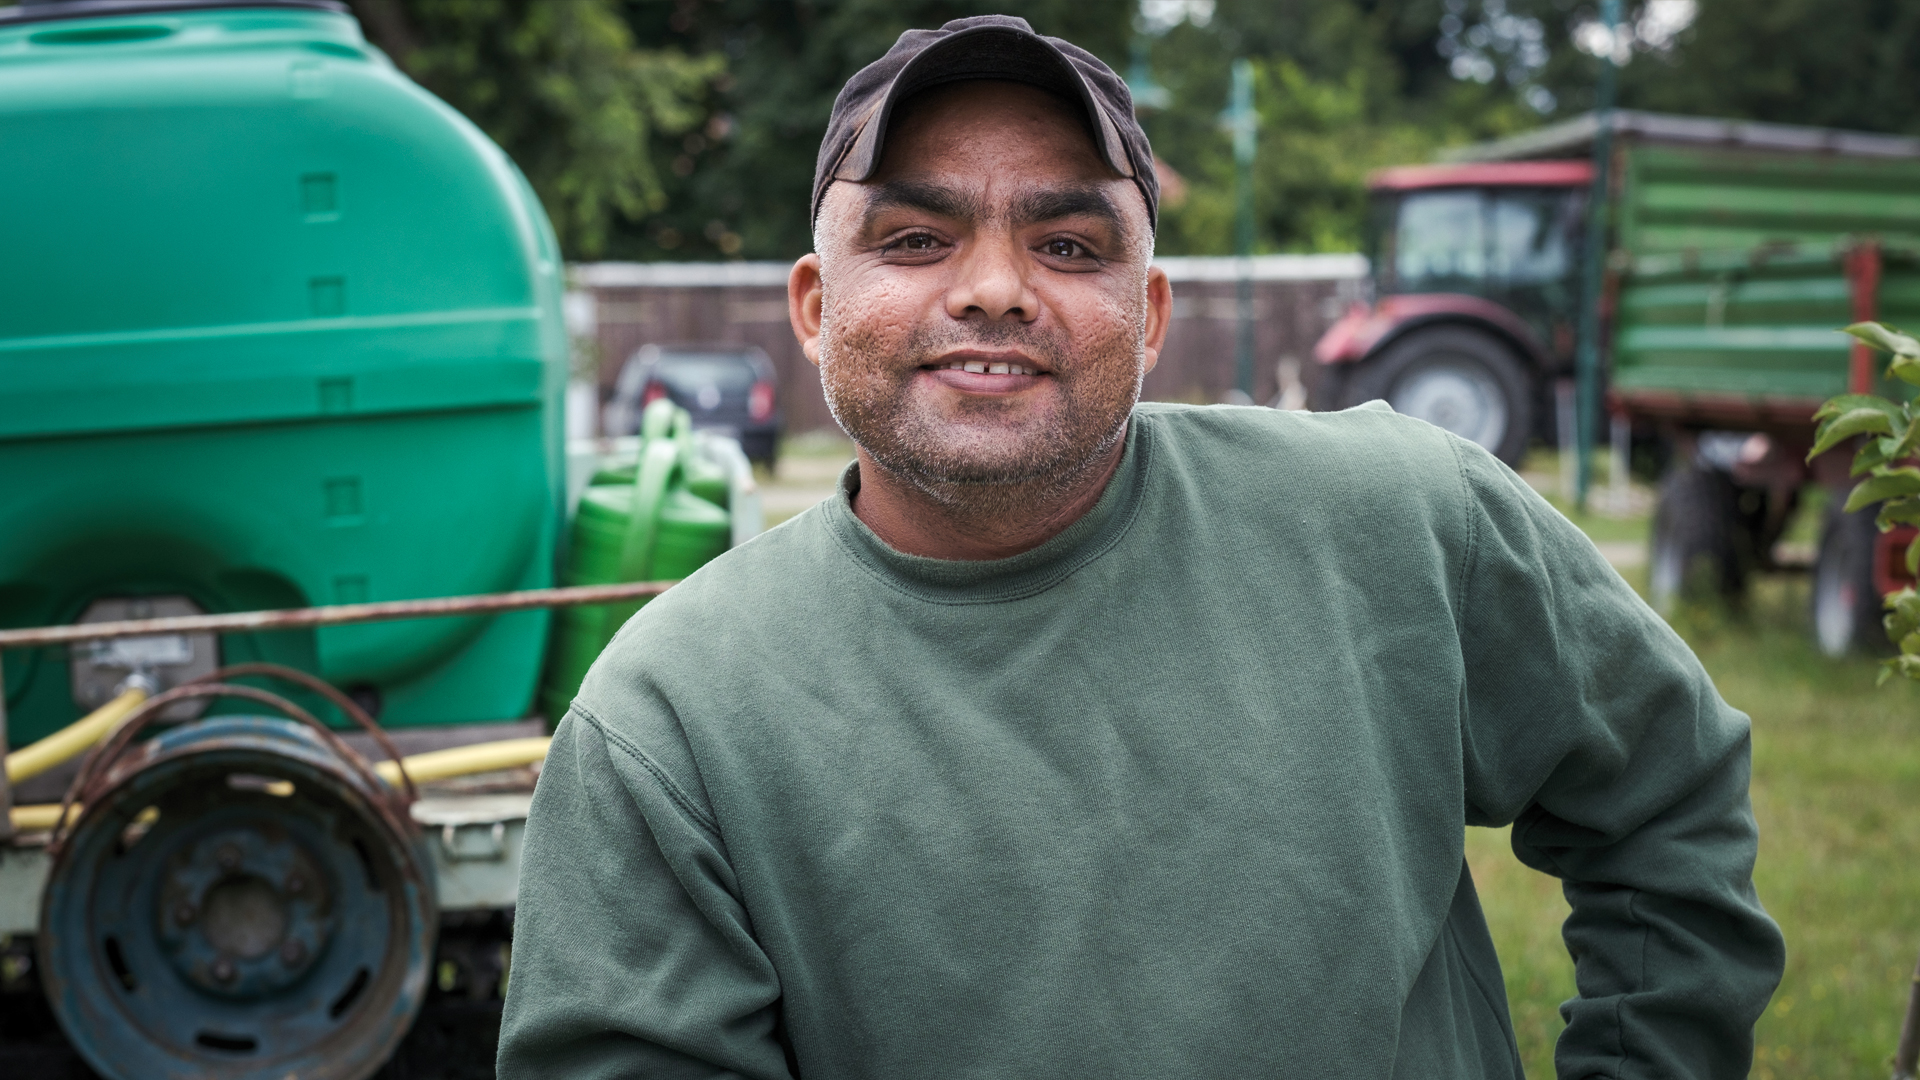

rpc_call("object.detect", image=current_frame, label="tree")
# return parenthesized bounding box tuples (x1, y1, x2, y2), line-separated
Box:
(1811, 324, 1920, 682)
(1618, 0, 1920, 136)
(349, 0, 723, 258)
(1139, 0, 1537, 256)
(608, 0, 1133, 262)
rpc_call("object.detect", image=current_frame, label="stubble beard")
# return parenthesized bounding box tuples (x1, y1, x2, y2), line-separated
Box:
(818, 299, 1146, 520)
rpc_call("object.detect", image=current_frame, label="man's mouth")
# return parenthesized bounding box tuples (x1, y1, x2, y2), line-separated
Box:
(933, 358, 1040, 376)
(919, 354, 1049, 395)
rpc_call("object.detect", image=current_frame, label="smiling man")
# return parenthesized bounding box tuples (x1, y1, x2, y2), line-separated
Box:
(498, 17, 1782, 1079)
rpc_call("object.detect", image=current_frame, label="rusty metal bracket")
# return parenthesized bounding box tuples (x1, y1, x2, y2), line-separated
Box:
(0, 580, 677, 842)
(0, 579, 677, 650)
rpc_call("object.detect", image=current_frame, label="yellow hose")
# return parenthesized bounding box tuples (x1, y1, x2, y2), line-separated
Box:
(9, 802, 81, 832)
(7, 734, 550, 833)
(375, 736, 551, 786)
(4, 686, 149, 785)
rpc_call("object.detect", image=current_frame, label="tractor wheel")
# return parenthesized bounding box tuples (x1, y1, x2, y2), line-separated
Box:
(1649, 460, 1747, 613)
(1812, 496, 1885, 657)
(1340, 326, 1533, 466)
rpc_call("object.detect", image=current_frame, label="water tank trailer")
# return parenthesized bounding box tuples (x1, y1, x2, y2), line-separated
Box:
(0, 3, 752, 1075)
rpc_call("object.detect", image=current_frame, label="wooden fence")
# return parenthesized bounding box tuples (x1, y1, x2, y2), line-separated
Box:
(568, 255, 1366, 436)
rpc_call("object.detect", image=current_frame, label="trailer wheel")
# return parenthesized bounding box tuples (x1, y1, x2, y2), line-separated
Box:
(1341, 326, 1532, 465)
(39, 716, 434, 1080)
(1649, 461, 1746, 613)
(1813, 498, 1884, 657)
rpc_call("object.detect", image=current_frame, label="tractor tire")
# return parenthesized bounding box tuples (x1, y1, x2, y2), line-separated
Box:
(1812, 496, 1884, 657)
(1340, 326, 1533, 466)
(1649, 460, 1747, 613)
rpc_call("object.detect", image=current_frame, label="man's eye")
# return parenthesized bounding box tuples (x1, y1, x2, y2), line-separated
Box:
(897, 233, 939, 251)
(1044, 239, 1087, 259)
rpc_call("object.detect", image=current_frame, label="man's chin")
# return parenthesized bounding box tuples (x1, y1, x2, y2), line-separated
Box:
(862, 415, 1122, 489)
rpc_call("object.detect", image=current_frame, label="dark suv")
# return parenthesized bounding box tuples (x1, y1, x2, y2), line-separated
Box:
(605, 344, 781, 464)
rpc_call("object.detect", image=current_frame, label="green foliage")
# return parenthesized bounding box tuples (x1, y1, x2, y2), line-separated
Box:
(349, 0, 722, 257)
(1140, 1, 1536, 256)
(609, 0, 1133, 261)
(1610, 0, 1920, 137)
(1810, 321, 1920, 681)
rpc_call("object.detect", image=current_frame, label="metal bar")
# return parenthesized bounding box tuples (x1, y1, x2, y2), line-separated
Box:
(0, 653, 12, 842)
(1226, 57, 1258, 400)
(1895, 945, 1920, 1079)
(1849, 240, 1883, 394)
(0, 580, 676, 650)
(1573, 0, 1622, 509)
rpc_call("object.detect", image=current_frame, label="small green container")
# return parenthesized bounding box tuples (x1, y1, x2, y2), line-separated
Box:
(540, 403, 730, 721)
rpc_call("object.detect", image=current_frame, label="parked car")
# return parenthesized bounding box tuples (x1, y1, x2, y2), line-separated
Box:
(605, 344, 781, 465)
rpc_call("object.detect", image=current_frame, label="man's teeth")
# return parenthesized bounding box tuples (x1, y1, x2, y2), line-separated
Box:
(943, 360, 1036, 375)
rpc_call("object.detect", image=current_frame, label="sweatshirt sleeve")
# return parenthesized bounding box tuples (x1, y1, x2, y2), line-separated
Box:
(496, 705, 794, 1080)
(1446, 438, 1785, 1080)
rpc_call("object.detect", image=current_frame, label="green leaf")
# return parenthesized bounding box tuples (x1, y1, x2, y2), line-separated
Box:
(1887, 585, 1920, 614)
(1908, 533, 1920, 577)
(1852, 436, 1900, 476)
(1876, 499, 1920, 528)
(1887, 589, 1920, 641)
(1843, 468, 1920, 512)
(1810, 407, 1899, 459)
(1845, 321, 1920, 359)
(1892, 356, 1920, 388)
(1890, 653, 1920, 684)
(1814, 393, 1904, 423)
(1882, 496, 1920, 532)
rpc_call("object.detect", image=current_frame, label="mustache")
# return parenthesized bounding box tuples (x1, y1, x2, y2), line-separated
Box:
(902, 320, 1071, 369)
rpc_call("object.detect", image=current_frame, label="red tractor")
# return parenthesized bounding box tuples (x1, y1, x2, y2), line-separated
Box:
(1313, 160, 1593, 466)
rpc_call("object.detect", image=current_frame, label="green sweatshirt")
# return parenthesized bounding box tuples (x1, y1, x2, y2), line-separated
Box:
(499, 402, 1783, 1079)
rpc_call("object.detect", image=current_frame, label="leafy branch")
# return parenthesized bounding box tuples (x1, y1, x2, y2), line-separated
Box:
(1810, 322, 1920, 681)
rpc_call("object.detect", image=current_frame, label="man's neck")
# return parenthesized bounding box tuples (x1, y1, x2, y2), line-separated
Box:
(848, 432, 1127, 561)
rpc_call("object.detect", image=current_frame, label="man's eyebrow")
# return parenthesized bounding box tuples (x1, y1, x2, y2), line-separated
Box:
(863, 180, 982, 225)
(1009, 186, 1125, 237)
(861, 181, 1127, 241)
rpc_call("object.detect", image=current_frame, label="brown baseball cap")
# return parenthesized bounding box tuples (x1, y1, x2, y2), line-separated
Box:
(811, 15, 1159, 231)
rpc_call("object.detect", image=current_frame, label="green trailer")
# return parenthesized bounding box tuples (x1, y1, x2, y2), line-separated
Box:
(1440, 111, 1920, 651)
(0, 2, 751, 1076)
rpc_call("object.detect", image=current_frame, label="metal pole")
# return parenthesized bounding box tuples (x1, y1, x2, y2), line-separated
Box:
(1895, 947, 1920, 1080)
(0, 579, 678, 650)
(0, 654, 11, 841)
(1226, 58, 1258, 400)
(1574, 0, 1622, 508)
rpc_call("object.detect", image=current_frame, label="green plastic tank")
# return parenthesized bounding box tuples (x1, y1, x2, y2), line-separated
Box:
(541, 401, 730, 722)
(0, 1, 569, 743)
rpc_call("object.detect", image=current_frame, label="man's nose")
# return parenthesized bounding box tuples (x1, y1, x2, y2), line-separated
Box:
(945, 233, 1037, 323)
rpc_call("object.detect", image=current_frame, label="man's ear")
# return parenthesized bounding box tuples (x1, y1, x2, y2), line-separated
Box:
(1142, 265, 1171, 375)
(789, 254, 825, 367)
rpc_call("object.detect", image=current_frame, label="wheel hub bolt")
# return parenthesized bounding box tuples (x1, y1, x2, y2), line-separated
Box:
(215, 844, 241, 871)
(211, 958, 235, 983)
(173, 902, 195, 925)
(284, 874, 304, 895)
(280, 939, 306, 966)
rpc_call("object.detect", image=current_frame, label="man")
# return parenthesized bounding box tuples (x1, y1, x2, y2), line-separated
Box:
(499, 16, 1782, 1078)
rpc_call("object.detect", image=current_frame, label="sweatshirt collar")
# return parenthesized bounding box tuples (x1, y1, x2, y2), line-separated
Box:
(822, 413, 1151, 603)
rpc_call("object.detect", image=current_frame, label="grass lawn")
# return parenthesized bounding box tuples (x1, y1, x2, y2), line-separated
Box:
(1472, 480, 1920, 1077)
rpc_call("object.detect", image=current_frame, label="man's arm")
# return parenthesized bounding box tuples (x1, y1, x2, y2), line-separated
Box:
(1447, 439, 1786, 1079)
(497, 705, 793, 1080)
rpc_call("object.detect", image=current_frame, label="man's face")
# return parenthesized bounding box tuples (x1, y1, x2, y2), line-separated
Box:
(795, 81, 1167, 491)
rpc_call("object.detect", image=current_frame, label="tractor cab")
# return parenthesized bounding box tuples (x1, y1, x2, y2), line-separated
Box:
(1314, 160, 1591, 464)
